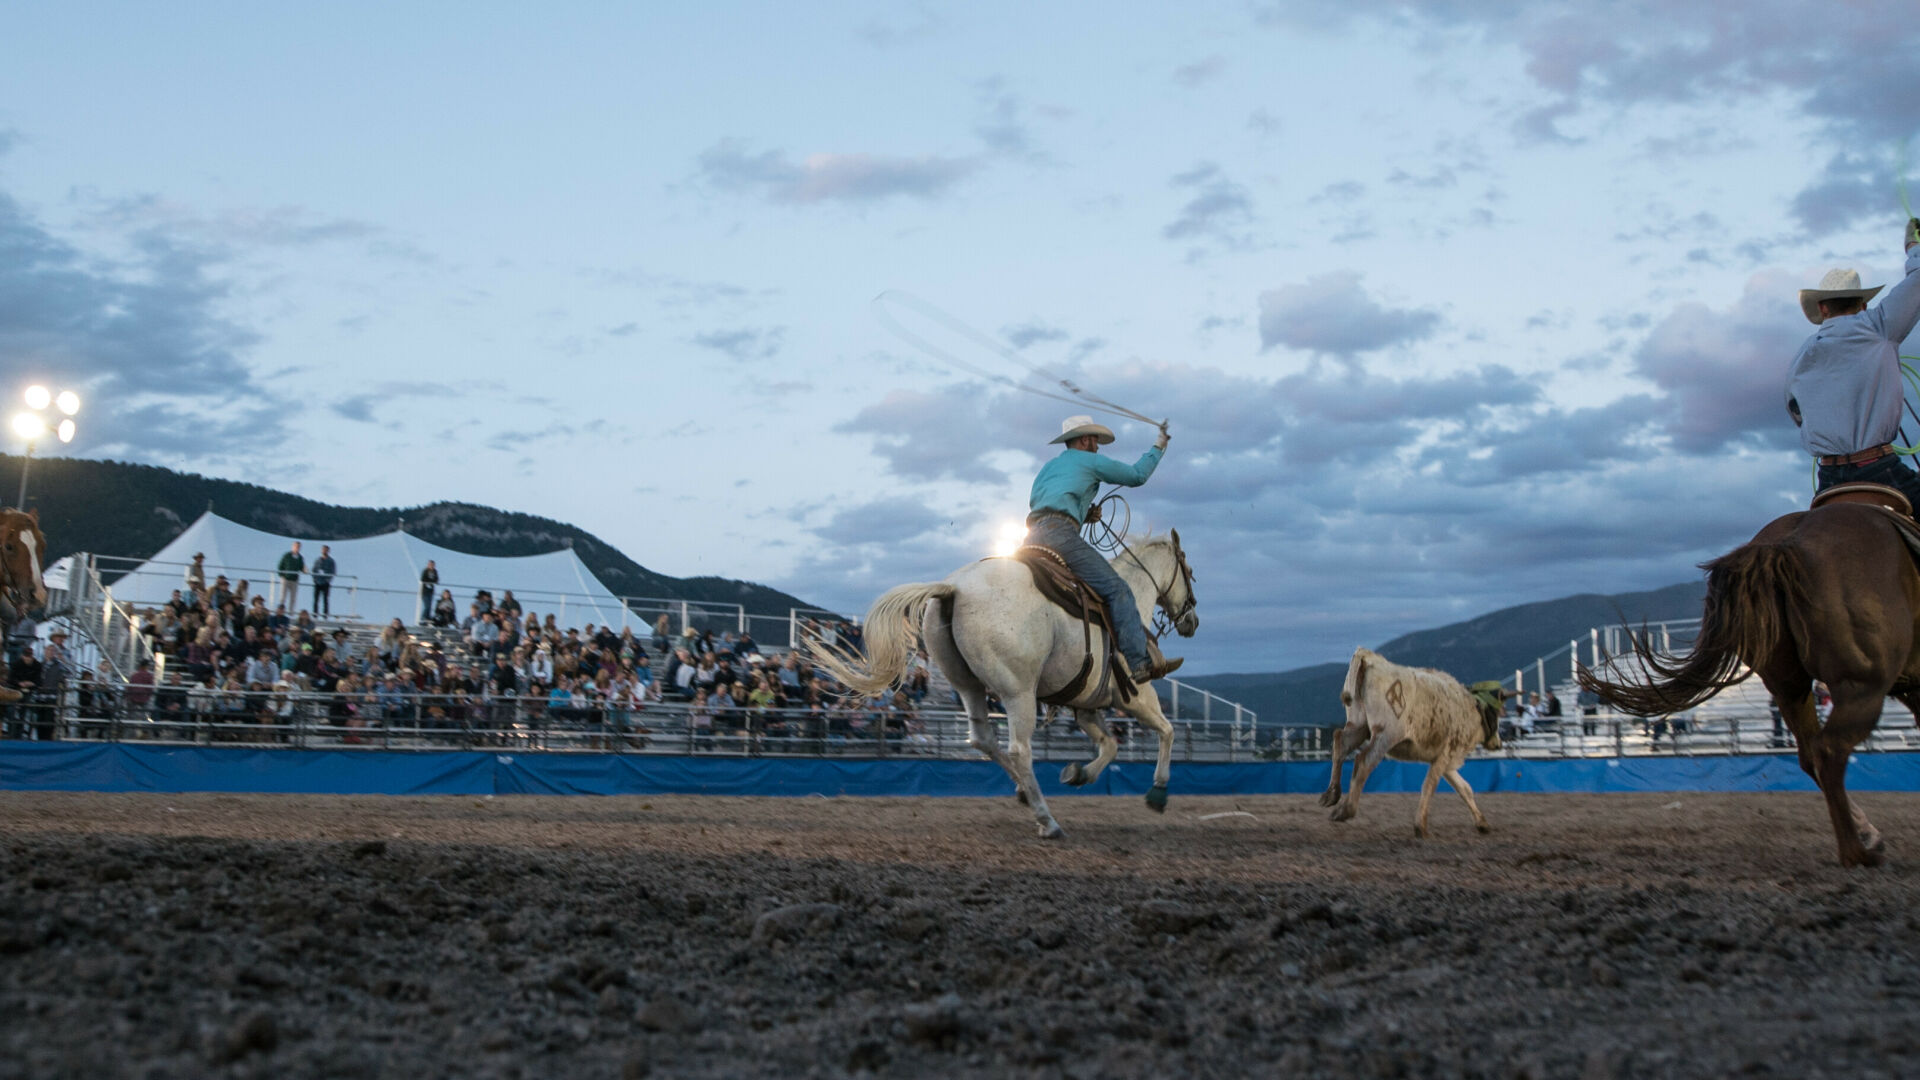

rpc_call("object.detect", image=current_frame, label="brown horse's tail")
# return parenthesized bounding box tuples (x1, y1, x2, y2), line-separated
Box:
(1577, 541, 1804, 717)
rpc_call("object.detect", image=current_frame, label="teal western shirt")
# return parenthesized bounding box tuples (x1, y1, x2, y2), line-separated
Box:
(1028, 446, 1163, 524)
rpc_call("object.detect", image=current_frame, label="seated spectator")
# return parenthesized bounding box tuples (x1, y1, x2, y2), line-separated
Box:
(632, 652, 654, 698)
(377, 620, 408, 666)
(244, 649, 278, 690)
(468, 611, 501, 656)
(433, 590, 457, 628)
(498, 590, 521, 618)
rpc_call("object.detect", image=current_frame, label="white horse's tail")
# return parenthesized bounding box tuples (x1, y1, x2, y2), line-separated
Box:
(809, 581, 957, 698)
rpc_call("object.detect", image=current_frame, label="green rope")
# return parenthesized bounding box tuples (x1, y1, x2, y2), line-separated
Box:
(1897, 357, 1920, 456)
(1902, 137, 1915, 222)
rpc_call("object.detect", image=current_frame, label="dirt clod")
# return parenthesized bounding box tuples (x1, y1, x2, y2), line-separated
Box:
(750, 901, 843, 943)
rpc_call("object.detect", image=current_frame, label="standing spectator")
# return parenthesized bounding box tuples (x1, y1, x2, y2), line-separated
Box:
(5, 611, 37, 668)
(310, 545, 336, 616)
(124, 658, 155, 722)
(498, 590, 522, 619)
(274, 541, 305, 613)
(417, 560, 439, 626)
(652, 613, 671, 656)
(185, 553, 207, 599)
(688, 687, 714, 751)
(154, 670, 189, 732)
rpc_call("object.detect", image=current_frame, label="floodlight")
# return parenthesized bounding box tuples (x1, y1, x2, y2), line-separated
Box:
(55, 391, 79, 416)
(11, 413, 47, 439)
(22, 385, 49, 411)
(56, 419, 75, 443)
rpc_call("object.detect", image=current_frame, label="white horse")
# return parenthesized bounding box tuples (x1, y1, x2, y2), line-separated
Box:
(814, 531, 1198, 837)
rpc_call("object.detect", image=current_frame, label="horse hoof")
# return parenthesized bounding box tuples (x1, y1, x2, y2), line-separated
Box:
(1060, 763, 1087, 787)
(1413, 824, 1429, 840)
(1329, 804, 1356, 823)
(1316, 790, 1339, 808)
(1038, 823, 1064, 840)
(1476, 822, 1492, 835)
(1144, 785, 1168, 813)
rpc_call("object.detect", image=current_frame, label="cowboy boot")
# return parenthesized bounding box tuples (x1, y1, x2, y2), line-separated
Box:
(1140, 638, 1184, 682)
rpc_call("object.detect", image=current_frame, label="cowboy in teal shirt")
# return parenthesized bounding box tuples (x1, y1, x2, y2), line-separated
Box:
(1030, 438, 1164, 523)
(1025, 414, 1178, 682)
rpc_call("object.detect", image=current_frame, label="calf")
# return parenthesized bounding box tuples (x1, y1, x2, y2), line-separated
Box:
(1319, 647, 1503, 838)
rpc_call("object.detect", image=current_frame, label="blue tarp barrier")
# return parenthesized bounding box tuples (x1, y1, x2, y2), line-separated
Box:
(7, 744, 1920, 796)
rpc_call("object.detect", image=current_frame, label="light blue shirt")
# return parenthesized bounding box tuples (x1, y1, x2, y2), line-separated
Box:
(1787, 247, 1920, 457)
(1029, 446, 1163, 524)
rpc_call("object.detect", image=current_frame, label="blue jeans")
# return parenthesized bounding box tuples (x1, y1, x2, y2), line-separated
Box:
(1816, 454, 1920, 509)
(1025, 514, 1150, 673)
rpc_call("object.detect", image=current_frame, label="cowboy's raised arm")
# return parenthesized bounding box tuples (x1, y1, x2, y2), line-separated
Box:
(1867, 220, 1920, 343)
(1087, 442, 1165, 487)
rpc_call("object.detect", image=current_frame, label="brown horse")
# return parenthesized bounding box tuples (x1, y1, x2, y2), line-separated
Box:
(1579, 502, 1920, 867)
(0, 507, 48, 704)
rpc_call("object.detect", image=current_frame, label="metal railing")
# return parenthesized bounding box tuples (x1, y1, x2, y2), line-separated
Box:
(86, 553, 802, 639)
(0, 687, 1262, 763)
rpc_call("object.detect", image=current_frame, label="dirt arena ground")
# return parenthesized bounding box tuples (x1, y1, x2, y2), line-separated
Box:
(6, 789, 1920, 1079)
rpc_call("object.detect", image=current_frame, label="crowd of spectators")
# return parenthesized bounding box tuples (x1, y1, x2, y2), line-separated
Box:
(1, 565, 939, 753)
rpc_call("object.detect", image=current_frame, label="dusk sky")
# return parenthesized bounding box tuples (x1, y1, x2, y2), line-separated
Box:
(5, 2, 1920, 673)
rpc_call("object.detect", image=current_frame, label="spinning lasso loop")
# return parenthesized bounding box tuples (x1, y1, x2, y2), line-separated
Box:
(871, 289, 1167, 428)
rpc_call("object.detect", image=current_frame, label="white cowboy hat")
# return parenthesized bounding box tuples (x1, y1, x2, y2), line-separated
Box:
(1048, 414, 1115, 445)
(1800, 268, 1884, 324)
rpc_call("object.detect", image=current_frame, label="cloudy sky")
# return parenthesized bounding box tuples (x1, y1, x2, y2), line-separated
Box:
(4, 2, 1919, 674)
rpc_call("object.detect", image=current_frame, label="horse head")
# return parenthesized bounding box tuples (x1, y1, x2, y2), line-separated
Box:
(0, 508, 48, 613)
(1154, 528, 1199, 639)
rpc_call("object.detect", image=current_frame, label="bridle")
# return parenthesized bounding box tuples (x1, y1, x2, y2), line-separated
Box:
(1118, 533, 1197, 639)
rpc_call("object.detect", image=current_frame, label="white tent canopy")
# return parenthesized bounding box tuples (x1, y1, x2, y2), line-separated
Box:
(100, 512, 629, 627)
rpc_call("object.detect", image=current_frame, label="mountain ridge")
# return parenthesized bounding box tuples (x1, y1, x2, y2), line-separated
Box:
(1181, 580, 1710, 730)
(1, 455, 818, 616)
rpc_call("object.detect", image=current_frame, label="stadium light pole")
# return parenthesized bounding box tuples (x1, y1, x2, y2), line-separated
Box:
(12, 384, 80, 508)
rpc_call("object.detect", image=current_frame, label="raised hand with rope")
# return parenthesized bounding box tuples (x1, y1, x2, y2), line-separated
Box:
(1025, 414, 1181, 683)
